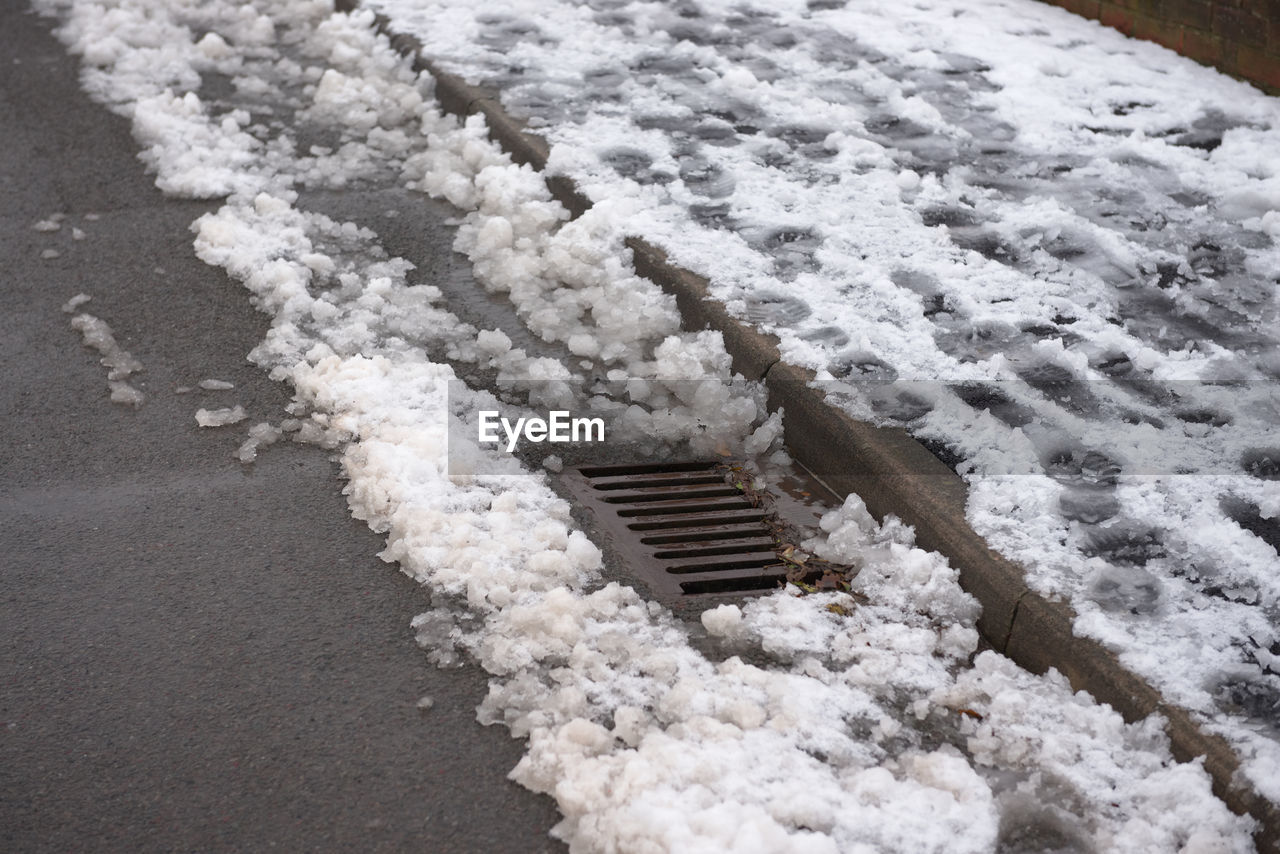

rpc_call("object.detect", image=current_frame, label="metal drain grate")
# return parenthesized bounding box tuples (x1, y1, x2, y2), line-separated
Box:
(560, 461, 793, 600)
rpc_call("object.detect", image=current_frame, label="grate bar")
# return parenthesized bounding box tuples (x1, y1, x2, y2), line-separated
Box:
(640, 525, 772, 545)
(626, 509, 767, 531)
(590, 473, 727, 490)
(617, 497, 755, 517)
(602, 485, 743, 504)
(666, 555, 782, 575)
(680, 573, 789, 595)
(652, 537, 777, 559)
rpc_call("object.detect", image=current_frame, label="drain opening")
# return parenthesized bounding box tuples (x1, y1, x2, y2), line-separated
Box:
(560, 461, 847, 605)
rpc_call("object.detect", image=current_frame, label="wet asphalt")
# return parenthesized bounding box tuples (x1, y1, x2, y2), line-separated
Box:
(0, 3, 564, 851)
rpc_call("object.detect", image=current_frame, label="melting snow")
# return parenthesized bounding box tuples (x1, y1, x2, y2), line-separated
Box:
(68, 308, 145, 407)
(236, 421, 282, 462)
(32, 0, 1269, 848)
(365, 0, 1280, 806)
(61, 292, 91, 313)
(195, 405, 248, 427)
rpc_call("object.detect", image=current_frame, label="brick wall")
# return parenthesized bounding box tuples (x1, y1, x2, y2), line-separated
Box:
(1040, 0, 1280, 94)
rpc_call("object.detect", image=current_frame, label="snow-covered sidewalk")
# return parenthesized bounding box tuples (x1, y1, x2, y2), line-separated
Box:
(32, 0, 1275, 849)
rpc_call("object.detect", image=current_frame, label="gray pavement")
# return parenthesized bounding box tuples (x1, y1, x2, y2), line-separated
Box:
(0, 4, 563, 851)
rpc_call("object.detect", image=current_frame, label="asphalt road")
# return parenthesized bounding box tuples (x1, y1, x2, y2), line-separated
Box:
(0, 3, 564, 851)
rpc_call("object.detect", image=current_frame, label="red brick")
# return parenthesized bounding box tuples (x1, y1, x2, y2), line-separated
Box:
(1134, 13, 1186, 48)
(1183, 26, 1227, 63)
(1056, 0, 1104, 19)
(1100, 4, 1138, 32)
(1235, 45, 1280, 91)
(1158, 0, 1214, 30)
(1213, 5, 1268, 47)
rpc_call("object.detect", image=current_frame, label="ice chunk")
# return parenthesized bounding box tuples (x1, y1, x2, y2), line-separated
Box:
(61, 293, 91, 313)
(236, 421, 282, 462)
(196, 405, 247, 427)
(69, 310, 144, 407)
(700, 603, 744, 637)
(198, 378, 235, 390)
(108, 381, 145, 407)
(476, 328, 512, 356)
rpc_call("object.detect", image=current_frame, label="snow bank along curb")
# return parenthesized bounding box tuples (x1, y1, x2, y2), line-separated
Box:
(341, 2, 1280, 844)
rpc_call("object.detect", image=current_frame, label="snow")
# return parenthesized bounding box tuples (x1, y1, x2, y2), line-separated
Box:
(61, 292, 92, 313)
(362, 0, 1280, 806)
(32, 0, 1267, 848)
(195, 405, 247, 427)
(236, 420, 283, 462)
(68, 308, 145, 407)
(700, 602, 742, 637)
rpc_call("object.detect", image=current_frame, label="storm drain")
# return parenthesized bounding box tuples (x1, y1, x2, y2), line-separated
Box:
(560, 461, 796, 601)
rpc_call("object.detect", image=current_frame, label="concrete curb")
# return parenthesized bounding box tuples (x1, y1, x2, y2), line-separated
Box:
(339, 3, 1280, 846)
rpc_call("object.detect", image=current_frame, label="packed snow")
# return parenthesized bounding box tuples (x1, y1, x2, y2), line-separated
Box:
(33, 0, 1271, 849)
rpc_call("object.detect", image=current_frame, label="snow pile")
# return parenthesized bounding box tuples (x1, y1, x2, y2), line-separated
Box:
(309, 342, 1251, 849)
(941, 653, 1247, 852)
(33, 0, 1260, 848)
